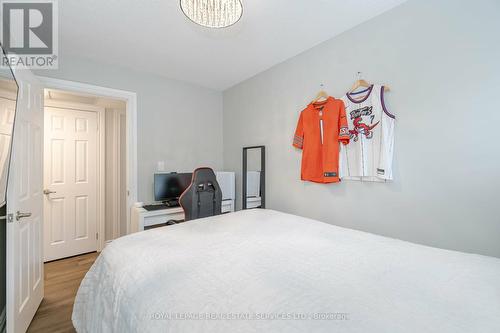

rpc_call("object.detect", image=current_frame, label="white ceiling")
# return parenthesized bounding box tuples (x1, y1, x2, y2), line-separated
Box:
(60, 0, 406, 91)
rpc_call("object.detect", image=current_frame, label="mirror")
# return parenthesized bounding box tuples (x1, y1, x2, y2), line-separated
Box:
(242, 146, 265, 209)
(0, 45, 19, 207)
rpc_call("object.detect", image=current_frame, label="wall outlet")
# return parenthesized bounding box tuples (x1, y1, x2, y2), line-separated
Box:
(157, 161, 165, 172)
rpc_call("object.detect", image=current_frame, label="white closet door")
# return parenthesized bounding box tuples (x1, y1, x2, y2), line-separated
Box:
(43, 107, 98, 261)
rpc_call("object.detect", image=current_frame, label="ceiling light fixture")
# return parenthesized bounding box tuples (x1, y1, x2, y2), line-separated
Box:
(180, 0, 243, 29)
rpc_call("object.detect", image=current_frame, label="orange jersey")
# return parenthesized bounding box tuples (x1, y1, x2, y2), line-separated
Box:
(293, 97, 350, 183)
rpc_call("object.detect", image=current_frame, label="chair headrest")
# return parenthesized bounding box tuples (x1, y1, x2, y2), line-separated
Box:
(179, 167, 222, 221)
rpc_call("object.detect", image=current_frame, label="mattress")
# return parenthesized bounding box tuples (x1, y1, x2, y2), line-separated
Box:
(72, 209, 500, 332)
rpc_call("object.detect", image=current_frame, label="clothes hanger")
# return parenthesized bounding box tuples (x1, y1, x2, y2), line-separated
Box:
(312, 84, 329, 103)
(349, 72, 390, 93)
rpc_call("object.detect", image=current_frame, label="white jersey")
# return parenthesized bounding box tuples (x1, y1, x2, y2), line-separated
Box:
(339, 84, 395, 182)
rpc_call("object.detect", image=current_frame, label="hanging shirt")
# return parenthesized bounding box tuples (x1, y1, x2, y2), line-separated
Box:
(293, 97, 350, 183)
(339, 85, 395, 182)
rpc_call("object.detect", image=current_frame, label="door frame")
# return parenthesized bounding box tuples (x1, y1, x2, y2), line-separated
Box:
(107, 108, 126, 241)
(37, 76, 138, 250)
(43, 100, 105, 255)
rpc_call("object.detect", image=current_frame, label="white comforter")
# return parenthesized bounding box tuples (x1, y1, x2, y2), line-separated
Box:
(73, 209, 500, 333)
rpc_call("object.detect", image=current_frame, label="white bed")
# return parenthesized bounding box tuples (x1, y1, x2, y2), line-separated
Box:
(72, 209, 500, 333)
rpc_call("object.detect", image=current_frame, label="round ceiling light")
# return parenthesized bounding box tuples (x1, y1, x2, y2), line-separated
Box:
(180, 0, 243, 28)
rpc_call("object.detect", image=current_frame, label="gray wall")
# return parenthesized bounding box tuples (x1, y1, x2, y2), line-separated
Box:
(223, 0, 500, 257)
(37, 57, 223, 203)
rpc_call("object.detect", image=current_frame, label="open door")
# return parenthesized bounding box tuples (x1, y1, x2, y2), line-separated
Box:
(6, 67, 44, 332)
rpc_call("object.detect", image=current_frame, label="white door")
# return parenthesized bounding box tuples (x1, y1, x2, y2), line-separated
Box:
(6, 71, 44, 333)
(43, 107, 98, 261)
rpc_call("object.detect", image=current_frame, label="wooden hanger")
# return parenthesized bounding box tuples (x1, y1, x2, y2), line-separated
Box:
(312, 84, 329, 103)
(349, 72, 390, 93)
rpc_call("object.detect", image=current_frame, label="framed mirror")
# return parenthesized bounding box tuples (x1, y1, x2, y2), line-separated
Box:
(0, 44, 19, 207)
(242, 146, 265, 209)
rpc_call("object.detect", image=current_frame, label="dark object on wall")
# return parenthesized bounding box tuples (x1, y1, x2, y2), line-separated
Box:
(242, 146, 265, 210)
(179, 168, 222, 221)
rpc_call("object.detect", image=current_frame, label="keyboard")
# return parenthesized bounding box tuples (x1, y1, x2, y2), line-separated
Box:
(142, 204, 169, 211)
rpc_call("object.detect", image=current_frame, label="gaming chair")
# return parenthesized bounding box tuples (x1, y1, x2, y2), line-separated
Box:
(179, 167, 222, 221)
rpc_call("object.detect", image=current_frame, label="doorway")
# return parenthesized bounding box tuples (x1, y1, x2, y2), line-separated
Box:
(42, 88, 129, 261)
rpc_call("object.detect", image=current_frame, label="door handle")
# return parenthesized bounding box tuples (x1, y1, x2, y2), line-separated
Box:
(16, 211, 32, 221)
(43, 189, 56, 195)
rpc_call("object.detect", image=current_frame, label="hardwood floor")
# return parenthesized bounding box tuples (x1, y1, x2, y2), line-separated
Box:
(27, 252, 99, 333)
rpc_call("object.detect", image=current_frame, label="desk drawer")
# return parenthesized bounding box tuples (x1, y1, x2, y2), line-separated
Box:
(143, 212, 185, 227)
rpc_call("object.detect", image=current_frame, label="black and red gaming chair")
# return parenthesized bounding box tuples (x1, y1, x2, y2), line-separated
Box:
(179, 167, 222, 222)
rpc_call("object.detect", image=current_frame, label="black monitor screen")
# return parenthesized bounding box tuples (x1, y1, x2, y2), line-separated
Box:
(154, 173, 192, 202)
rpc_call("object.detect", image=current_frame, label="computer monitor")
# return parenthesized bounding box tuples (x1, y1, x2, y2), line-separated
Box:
(154, 173, 192, 202)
